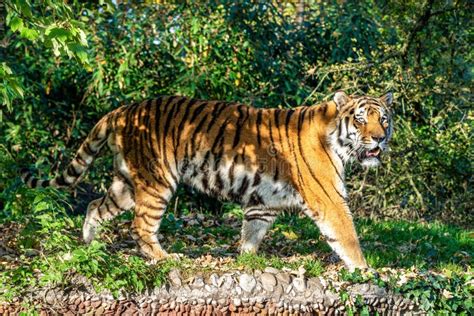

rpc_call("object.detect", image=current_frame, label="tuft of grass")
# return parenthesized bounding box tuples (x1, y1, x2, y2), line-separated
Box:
(234, 253, 324, 277)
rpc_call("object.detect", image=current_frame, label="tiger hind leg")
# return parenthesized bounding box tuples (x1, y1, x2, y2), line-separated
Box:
(131, 182, 175, 261)
(83, 175, 135, 243)
(240, 206, 277, 254)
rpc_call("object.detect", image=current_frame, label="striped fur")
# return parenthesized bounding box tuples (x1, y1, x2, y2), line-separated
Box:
(22, 91, 393, 270)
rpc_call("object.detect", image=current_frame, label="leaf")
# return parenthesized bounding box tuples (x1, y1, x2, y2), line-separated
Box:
(20, 28, 39, 41)
(8, 80, 24, 98)
(282, 230, 298, 240)
(9, 16, 23, 32)
(47, 27, 71, 42)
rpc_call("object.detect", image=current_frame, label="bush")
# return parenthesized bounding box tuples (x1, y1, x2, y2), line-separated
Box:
(1, 1, 472, 225)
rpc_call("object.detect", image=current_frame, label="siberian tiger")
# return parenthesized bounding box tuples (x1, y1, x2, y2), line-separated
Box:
(22, 91, 393, 271)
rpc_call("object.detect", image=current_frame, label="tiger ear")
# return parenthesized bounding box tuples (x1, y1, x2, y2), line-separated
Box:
(333, 91, 350, 111)
(380, 92, 393, 106)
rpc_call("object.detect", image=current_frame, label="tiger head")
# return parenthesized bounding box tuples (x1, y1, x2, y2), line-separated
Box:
(331, 91, 393, 167)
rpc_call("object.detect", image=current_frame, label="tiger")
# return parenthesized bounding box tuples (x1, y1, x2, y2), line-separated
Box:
(22, 91, 393, 271)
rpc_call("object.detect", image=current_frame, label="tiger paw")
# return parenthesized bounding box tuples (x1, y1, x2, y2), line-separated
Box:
(146, 252, 182, 265)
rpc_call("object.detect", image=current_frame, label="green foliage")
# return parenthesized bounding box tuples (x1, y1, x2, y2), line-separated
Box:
(396, 271, 473, 314)
(0, 1, 472, 313)
(1, 0, 91, 109)
(1, 0, 471, 223)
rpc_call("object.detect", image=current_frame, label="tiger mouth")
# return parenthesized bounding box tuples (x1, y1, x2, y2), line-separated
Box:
(358, 148, 381, 160)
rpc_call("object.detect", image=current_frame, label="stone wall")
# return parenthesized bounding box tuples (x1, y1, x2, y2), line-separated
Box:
(0, 268, 421, 315)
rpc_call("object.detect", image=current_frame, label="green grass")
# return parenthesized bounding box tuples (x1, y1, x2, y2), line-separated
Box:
(0, 186, 472, 313)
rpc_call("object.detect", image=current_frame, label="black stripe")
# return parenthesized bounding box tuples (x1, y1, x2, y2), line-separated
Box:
(244, 210, 276, 219)
(215, 172, 224, 191)
(296, 128, 334, 204)
(125, 102, 141, 140)
(30, 178, 38, 188)
(83, 142, 96, 156)
(206, 102, 226, 132)
(319, 137, 344, 183)
(345, 116, 350, 136)
(175, 99, 198, 151)
(322, 103, 328, 115)
(154, 97, 164, 143)
(55, 174, 67, 186)
(117, 171, 134, 189)
(23, 173, 33, 184)
(142, 213, 163, 221)
(297, 108, 306, 136)
(332, 183, 347, 202)
(274, 109, 280, 128)
(75, 153, 88, 166)
(273, 166, 279, 181)
(189, 101, 207, 123)
(163, 99, 179, 138)
(244, 215, 271, 223)
(103, 202, 114, 217)
(67, 165, 81, 178)
(211, 118, 230, 153)
(285, 109, 295, 130)
(142, 100, 152, 146)
(140, 185, 169, 202)
(228, 156, 237, 187)
(169, 98, 188, 154)
(190, 114, 209, 153)
(109, 195, 126, 212)
(285, 109, 305, 191)
(256, 110, 263, 146)
(133, 226, 156, 235)
(248, 192, 263, 205)
(162, 99, 180, 184)
(134, 103, 146, 168)
(238, 176, 250, 196)
(147, 100, 169, 186)
(252, 172, 261, 186)
(136, 213, 159, 227)
(233, 105, 245, 148)
(139, 200, 167, 211)
(96, 196, 107, 221)
(155, 96, 174, 149)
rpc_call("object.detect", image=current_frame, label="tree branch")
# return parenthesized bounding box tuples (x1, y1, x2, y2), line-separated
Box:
(401, 0, 436, 66)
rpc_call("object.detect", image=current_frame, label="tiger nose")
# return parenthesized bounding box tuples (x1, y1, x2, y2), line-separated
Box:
(372, 136, 385, 143)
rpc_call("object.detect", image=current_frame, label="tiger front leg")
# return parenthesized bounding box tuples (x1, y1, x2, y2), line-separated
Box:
(306, 206, 368, 271)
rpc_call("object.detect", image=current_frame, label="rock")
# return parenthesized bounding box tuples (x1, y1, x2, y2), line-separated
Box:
(191, 276, 205, 289)
(233, 298, 242, 307)
(239, 274, 257, 293)
(168, 269, 182, 287)
(209, 273, 220, 287)
(94, 306, 105, 315)
(276, 272, 292, 285)
(261, 273, 277, 291)
(292, 277, 306, 292)
(264, 267, 280, 274)
(220, 274, 234, 289)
